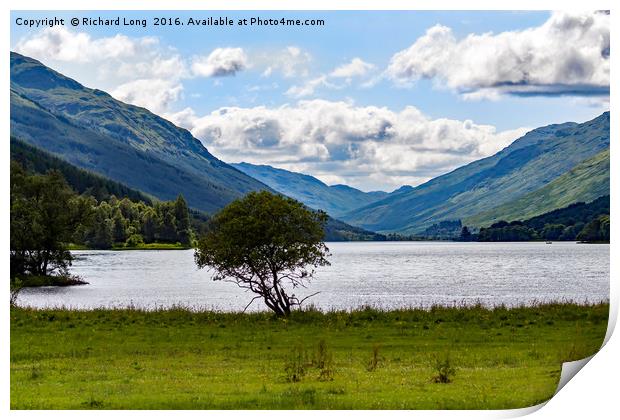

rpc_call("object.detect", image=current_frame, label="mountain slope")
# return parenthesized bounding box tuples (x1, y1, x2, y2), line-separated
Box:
(10, 52, 269, 213)
(342, 112, 610, 234)
(465, 148, 610, 228)
(232, 162, 387, 216)
(10, 137, 154, 204)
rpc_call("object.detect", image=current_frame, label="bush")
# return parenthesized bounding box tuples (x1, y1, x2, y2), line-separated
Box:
(366, 344, 382, 372)
(314, 339, 335, 381)
(124, 233, 144, 247)
(431, 353, 457, 383)
(284, 343, 309, 382)
(10, 278, 23, 306)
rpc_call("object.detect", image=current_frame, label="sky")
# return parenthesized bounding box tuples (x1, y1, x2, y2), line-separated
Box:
(11, 10, 610, 192)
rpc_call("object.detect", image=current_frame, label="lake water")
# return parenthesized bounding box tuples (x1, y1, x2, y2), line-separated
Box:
(18, 242, 609, 311)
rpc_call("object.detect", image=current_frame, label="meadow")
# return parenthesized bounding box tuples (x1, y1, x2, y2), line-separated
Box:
(10, 302, 608, 409)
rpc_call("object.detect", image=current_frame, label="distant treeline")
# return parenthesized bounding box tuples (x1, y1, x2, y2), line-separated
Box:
(415, 196, 610, 243)
(472, 196, 610, 242)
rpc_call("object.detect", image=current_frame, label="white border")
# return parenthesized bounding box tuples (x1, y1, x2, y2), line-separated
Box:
(2, 1, 616, 419)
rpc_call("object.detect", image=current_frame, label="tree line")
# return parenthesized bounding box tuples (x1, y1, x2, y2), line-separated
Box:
(462, 195, 610, 243)
(10, 160, 201, 279)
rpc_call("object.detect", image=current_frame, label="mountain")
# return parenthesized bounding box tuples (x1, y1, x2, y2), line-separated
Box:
(11, 137, 381, 242)
(10, 137, 154, 204)
(10, 52, 269, 214)
(232, 162, 388, 216)
(464, 148, 610, 228)
(342, 112, 610, 234)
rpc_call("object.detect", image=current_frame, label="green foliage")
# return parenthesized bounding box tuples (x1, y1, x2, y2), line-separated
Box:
(431, 354, 457, 384)
(314, 339, 335, 381)
(124, 234, 145, 248)
(10, 278, 23, 306)
(11, 157, 199, 257)
(576, 215, 610, 243)
(478, 222, 539, 242)
(195, 191, 330, 316)
(459, 226, 473, 241)
(422, 220, 462, 240)
(366, 344, 383, 372)
(475, 195, 609, 242)
(284, 343, 310, 382)
(10, 161, 92, 278)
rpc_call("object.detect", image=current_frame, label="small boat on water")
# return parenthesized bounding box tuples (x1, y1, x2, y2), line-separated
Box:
(546, 241, 552, 244)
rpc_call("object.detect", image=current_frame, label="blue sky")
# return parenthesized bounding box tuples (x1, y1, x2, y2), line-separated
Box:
(11, 10, 610, 191)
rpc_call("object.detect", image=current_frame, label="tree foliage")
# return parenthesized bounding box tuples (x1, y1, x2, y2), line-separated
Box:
(10, 162, 92, 277)
(195, 191, 330, 316)
(474, 195, 610, 242)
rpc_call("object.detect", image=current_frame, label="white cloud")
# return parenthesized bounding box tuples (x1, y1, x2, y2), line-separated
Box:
(14, 27, 187, 113)
(191, 47, 248, 77)
(285, 76, 341, 98)
(167, 100, 529, 191)
(260, 46, 312, 78)
(330, 58, 375, 79)
(386, 11, 610, 98)
(112, 79, 183, 114)
(15, 26, 156, 63)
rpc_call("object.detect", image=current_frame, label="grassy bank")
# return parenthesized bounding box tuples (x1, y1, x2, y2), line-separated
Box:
(67, 242, 191, 251)
(11, 303, 608, 409)
(14, 275, 88, 287)
(111, 242, 191, 251)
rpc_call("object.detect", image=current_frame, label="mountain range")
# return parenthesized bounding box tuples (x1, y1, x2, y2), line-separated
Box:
(10, 51, 610, 236)
(232, 162, 389, 217)
(340, 112, 610, 233)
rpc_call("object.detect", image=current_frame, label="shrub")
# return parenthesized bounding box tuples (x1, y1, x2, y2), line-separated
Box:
(284, 343, 309, 382)
(124, 233, 144, 247)
(431, 353, 457, 383)
(314, 339, 335, 381)
(10, 278, 23, 306)
(366, 344, 382, 372)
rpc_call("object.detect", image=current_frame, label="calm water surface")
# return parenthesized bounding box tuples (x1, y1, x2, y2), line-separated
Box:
(18, 242, 609, 311)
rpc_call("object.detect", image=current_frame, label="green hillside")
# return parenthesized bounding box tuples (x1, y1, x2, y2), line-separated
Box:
(10, 137, 154, 204)
(10, 52, 269, 213)
(465, 149, 610, 228)
(232, 162, 388, 217)
(342, 112, 610, 234)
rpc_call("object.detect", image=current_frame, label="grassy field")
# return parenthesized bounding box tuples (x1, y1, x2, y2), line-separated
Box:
(10, 303, 608, 409)
(67, 243, 191, 251)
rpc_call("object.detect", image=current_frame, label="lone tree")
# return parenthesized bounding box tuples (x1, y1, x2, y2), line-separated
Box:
(194, 191, 330, 316)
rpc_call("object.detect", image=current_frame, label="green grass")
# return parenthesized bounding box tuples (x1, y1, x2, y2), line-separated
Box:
(67, 242, 191, 251)
(112, 242, 191, 251)
(10, 303, 608, 409)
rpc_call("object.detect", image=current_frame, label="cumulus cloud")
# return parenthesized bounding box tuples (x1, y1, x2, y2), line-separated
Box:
(167, 100, 528, 191)
(15, 26, 187, 113)
(260, 46, 312, 78)
(330, 58, 375, 79)
(386, 11, 610, 98)
(15, 26, 157, 63)
(112, 79, 183, 114)
(191, 47, 248, 77)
